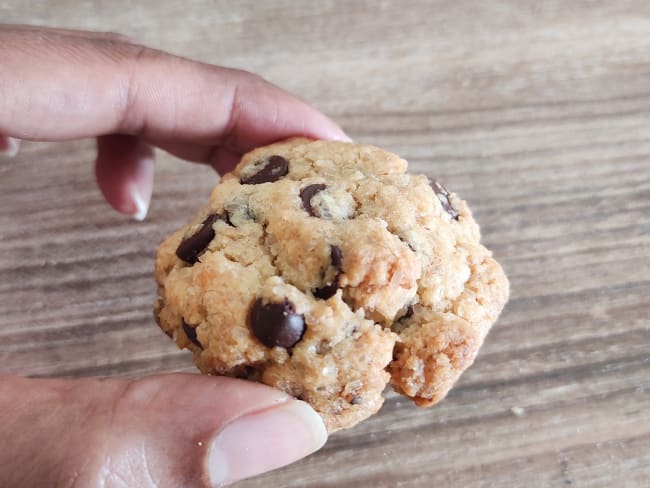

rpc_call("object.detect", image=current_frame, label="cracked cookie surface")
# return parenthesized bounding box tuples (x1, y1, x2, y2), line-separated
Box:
(154, 138, 509, 432)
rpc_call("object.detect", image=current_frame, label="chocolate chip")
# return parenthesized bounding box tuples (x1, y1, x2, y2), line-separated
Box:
(240, 155, 289, 185)
(430, 179, 459, 220)
(249, 298, 305, 348)
(349, 395, 361, 405)
(182, 321, 202, 348)
(314, 246, 343, 300)
(176, 213, 221, 264)
(313, 282, 338, 300)
(300, 184, 327, 216)
(330, 245, 343, 270)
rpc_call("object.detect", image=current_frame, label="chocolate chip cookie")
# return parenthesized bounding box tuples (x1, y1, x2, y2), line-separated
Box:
(154, 138, 509, 432)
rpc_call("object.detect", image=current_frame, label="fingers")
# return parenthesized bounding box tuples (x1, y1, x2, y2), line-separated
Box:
(95, 135, 155, 220)
(141, 139, 242, 174)
(3, 132, 155, 220)
(94, 136, 240, 219)
(0, 374, 327, 487)
(0, 26, 349, 151)
(0, 25, 349, 220)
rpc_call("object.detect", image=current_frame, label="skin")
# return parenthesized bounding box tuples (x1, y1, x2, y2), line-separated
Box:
(0, 25, 348, 487)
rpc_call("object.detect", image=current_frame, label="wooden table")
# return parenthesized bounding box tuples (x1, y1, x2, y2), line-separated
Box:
(1, 1, 649, 486)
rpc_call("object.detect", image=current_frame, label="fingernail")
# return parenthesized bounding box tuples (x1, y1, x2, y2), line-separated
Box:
(127, 158, 154, 221)
(128, 183, 149, 221)
(331, 129, 353, 142)
(206, 400, 327, 487)
(0, 136, 20, 157)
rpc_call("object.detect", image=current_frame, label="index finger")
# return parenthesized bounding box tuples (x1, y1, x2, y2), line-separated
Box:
(0, 26, 348, 152)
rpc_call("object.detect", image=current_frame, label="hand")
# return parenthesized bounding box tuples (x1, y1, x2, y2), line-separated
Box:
(0, 25, 346, 487)
(0, 24, 348, 219)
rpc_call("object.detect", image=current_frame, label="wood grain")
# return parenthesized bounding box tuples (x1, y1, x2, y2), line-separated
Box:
(1, 1, 649, 487)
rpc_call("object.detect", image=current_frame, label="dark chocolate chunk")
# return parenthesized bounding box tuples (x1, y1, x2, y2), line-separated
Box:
(249, 298, 305, 349)
(240, 155, 289, 185)
(300, 184, 327, 216)
(313, 281, 338, 300)
(176, 213, 221, 264)
(330, 245, 343, 270)
(349, 395, 361, 405)
(314, 246, 343, 299)
(430, 179, 459, 220)
(182, 321, 202, 348)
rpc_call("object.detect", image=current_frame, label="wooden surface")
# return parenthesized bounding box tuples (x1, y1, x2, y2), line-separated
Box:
(1, 1, 649, 486)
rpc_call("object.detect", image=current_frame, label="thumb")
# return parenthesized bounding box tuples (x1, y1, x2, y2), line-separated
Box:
(0, 374, 327, 487)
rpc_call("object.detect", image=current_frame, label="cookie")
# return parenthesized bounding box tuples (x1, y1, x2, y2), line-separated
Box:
(154, 138, 509, 432)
